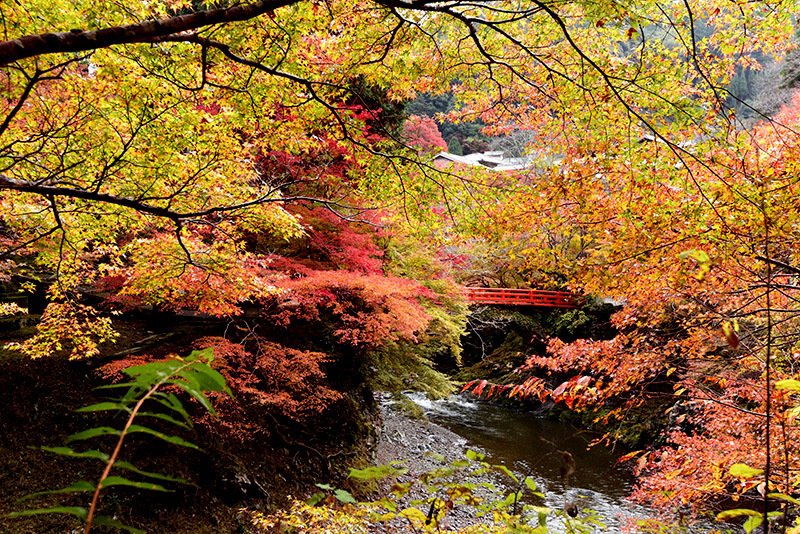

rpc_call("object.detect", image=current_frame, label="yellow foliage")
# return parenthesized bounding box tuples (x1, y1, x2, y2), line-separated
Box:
(5, 301, 118, 359)
(247, 499, 370, 534)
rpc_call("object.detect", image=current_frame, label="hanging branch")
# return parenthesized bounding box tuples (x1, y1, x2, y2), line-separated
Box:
(763, 205, 773, 533)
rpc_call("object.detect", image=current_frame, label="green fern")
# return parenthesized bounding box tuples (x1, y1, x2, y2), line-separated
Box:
(8, 348, 230, 534)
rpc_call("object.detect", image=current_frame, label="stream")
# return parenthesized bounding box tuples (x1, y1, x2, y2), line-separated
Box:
(404, 392, 657, 532)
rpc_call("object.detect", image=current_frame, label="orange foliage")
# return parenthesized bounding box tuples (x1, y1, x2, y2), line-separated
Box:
(267, 270, 433, 349)
(403, 115, 447, 154)
(193, 337, 342, 424)
(99, 337, 343, 439)
(118, 232, 280, 317)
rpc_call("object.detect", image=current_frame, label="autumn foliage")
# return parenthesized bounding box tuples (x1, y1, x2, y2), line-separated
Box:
(193, 336, 343, 423)
(403, 115, 448, 154)
(4, 0, 800, 529)
(456, 90, 800, 524)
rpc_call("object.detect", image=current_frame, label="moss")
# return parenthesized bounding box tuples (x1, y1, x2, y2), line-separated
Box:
(367, 340, 455, 399)
(541, 300, 618, 342)
(454, 331, 528, 383)
(393, 394, 429, 420)
(548, 309, 592, 339)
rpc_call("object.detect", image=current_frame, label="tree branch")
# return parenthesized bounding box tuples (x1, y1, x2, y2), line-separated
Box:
(0, 0, 296, 66)
(0, 172, 371, 223)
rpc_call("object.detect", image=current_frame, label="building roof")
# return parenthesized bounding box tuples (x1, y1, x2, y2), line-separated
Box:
(432, 150, 537, 171)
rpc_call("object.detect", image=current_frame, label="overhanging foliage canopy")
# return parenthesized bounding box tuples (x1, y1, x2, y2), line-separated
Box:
(5, 0, 800, 524)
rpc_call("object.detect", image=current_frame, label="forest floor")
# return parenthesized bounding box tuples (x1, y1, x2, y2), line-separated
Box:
(0, 315, 369, 534)
(0, 312, 520, 534)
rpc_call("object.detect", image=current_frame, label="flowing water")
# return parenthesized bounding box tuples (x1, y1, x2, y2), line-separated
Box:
(404, 392, 657, 532)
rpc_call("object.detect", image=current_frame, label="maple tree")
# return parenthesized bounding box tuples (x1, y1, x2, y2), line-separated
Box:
(403, 115, 448, 154)
(3, 0, 800, 530)
(462, 66, 800, 532)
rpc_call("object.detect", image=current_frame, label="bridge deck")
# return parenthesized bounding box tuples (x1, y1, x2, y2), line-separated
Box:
(464, 287, 580, 308)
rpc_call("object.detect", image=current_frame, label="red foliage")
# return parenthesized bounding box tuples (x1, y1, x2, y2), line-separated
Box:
(301, 205, 385, 274)
(97, 353, 162, 381)
(628, 355, 800, 512)
(469, 320, 671, 413)
(266, 270, 433, 349)
(98, 338, 343, 440)
(471, 292, 800, 517)
(193, 337, 342, 424)
(116, 231, 276, 316)
(244, 203, 387, 277)
(255, 104, 385, 194)
(403, 115, 447, 153)
(256, 139, 354, 194)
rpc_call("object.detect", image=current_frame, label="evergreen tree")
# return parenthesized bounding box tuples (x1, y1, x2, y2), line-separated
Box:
(447, 136, 463, 155)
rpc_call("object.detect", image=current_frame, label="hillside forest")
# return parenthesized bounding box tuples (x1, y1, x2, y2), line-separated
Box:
(3, 0, 800, 532)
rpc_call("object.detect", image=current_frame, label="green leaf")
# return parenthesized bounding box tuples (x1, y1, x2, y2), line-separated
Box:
(171, 380, 217, 418)
(503, 491, 521, 506)
(188, 348, 214, 365)
(114, 461, 187, 484)
(390, 481, 412, 497)
(768, 492, 800, 506)
(125, 361, 182, 382)
(7, 506, 88, 519)
(151, 393, 192, 424)
(126, 425, 200, 450)
(348, 464, 407, 480)
(534, 506, 551, 527)
(775, 379, 800, 392)
(717, 508, 761, 520)
(315, 483, 334, 490)
(425, 452, 446, 462)
(100, 476, 169, 492)
(66, 426, 121, 442)
(743, 515, 763, 534)
(398, 507, 428, 523)
(95, 382, 138, 391)
(372, 497, 398, 512)
(679, 250, 710, 263)
(18, 481, 95, 500)
(465, 450, 483, 461)
(76, 402, 128, 413)
(492, 464, 518, 482)
(729, 463, 763, 478)
(136, 411, 191, 429)
(334, 489, 357, 504)
(186, 364, 229, 394)
(524, 477, 537, 492)
(92, 514, 146, 533)
(41, 446, 109, 462)
(306, 492, 325, 506)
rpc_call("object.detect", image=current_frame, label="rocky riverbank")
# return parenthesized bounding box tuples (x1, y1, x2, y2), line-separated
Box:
(368, 393, 655, 534)
(369, 393, 513, 532)
(375, 393, 476, 469)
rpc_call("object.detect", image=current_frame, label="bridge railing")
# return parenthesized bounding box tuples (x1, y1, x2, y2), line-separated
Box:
(463, 287, 580, 308)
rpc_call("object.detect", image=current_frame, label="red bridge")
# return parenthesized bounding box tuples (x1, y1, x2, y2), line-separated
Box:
(464, 287, 580, 308)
